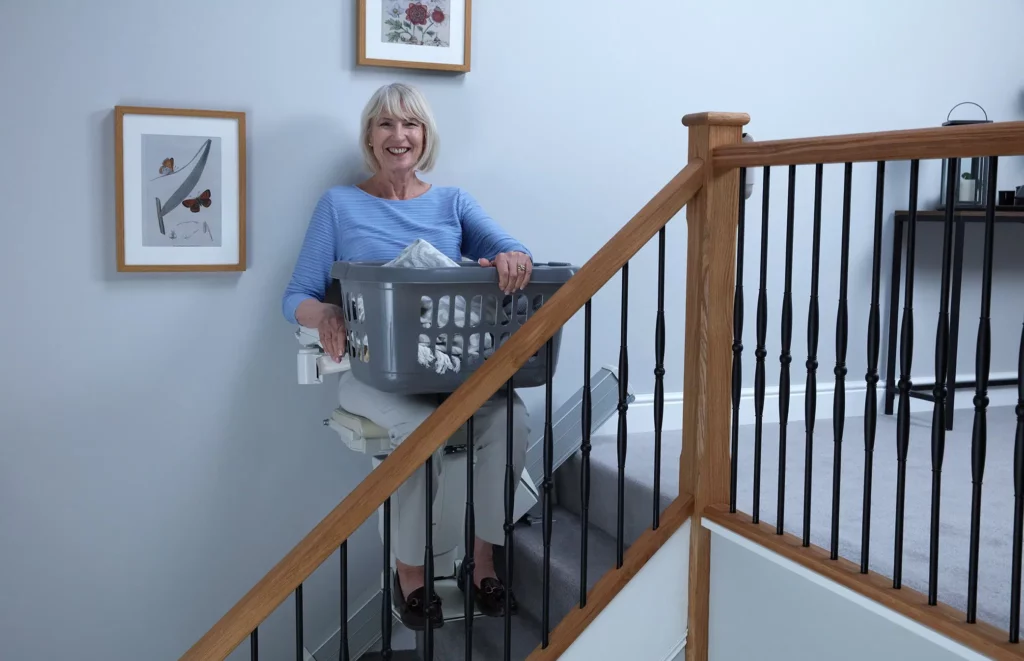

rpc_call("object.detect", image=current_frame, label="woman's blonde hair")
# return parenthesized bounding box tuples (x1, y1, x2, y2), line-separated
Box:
(360, 83, 439, 173)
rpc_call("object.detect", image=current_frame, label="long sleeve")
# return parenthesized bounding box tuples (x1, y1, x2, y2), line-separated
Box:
(456, 188, 532, 261)
(281, 192, 338, 325)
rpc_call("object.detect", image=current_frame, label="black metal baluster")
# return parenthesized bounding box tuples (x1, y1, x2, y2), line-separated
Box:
(861, 161, 885, 573)
(503, 377, 515, 661)
(929, 158, 959, 606)
(251, 629, 258, 661)
(382, 498, 393, 660)
(730, 167, 747, 514)
(542, 339, 555, 647)
(464, 415, 475, 660)
(1010, 319, 1024, 642)
(423, 455, 435, 660)
(777, 164, 795, 534)
(804, 163, 823, 548)
(894, 159, 921, 589)
(654, 227, 667, 529)
(753, 165, 771, 524)
(295, 585, 304, 661)
(616, 263, 629, 567)
(580, 301, 592, 607)
(830, 162, 852, 561)
(340, 541, 350, 661)
(967, 157, 999, 621)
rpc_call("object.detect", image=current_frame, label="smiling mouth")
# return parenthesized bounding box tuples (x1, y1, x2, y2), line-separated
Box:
(386, 147, 410, 155)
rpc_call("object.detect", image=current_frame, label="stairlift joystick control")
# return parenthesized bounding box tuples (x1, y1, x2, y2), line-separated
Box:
(296, 326, 350, 385)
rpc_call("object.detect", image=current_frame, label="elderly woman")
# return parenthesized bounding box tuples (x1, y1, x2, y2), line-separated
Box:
(281, 83, 531, 630)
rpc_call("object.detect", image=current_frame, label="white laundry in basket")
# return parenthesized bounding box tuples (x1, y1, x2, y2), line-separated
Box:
(384, 239, 468, 374)
(382, 239, 533, 376)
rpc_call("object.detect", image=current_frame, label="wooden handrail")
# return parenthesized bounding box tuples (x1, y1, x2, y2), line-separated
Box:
(711, 120, 1024, 171)
(178, 159, 706, 661)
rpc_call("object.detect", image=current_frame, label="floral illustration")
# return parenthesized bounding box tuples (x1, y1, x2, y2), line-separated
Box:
(381, 0, 451, 48)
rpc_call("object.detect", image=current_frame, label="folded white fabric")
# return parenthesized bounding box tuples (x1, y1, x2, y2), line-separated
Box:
(384, 238, 461, 269)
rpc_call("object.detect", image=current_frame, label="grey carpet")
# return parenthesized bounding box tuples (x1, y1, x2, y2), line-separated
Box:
(418, 505, 619, 660)
(427, 609, 545, 661)
(555, 431, 679, 547)
(573, 405, 1022, 637)
(511, 505, 619, 630)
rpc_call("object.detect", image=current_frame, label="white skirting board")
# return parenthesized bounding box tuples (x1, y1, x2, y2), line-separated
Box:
(311, 586, 414, 660)
(596, 372, 1018, 436)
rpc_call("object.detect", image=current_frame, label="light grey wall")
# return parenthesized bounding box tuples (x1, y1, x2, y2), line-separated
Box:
(0, 1, 695, 659)
(712, 2, 1024, 398)
(3, 1, 1024, 660)
(709, 531, 979, 660)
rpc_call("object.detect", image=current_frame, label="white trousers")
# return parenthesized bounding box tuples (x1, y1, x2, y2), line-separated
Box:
(337, 371, 530, 565)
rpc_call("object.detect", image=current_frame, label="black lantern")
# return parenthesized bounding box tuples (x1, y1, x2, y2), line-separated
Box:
(938, 102, 991, 209)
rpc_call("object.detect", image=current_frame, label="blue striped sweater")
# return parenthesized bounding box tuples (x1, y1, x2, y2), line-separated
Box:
(281, 184, 531, 324)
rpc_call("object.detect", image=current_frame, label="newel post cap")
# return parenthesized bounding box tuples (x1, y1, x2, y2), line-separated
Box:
(681, 112, 750, 127)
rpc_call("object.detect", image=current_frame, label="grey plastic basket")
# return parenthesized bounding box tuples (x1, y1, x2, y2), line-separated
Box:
(331, 260, 578, 395)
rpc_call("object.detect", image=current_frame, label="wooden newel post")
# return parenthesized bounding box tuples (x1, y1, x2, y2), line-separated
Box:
(679, 111, 749, 661)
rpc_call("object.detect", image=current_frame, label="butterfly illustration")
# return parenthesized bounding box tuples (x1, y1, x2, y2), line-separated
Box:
(182, 189, 212, 213)
(159, 157, 174, 175)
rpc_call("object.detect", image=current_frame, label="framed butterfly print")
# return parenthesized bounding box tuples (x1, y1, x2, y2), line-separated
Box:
(358, 0, 471, 73)
(114, 106, 247, 272)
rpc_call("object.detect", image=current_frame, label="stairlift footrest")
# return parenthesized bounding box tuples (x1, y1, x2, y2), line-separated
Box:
(327, 410, 393, 456)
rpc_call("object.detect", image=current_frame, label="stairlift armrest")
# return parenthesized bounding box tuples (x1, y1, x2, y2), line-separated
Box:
(296, 326, 350, 384)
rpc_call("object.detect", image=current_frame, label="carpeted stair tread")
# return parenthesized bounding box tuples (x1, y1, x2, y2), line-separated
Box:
(510, 505, 619, 629)
(555, 429, 682, 546)
(425, 607, 546, 661)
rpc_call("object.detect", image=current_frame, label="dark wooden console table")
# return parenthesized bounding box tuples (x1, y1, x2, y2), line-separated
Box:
(883, 208, 1024, 430)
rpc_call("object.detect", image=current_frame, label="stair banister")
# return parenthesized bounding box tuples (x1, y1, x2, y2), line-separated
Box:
(678, 112, 749, 661)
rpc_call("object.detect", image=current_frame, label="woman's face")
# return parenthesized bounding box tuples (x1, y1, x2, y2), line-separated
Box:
(369, 112, 424, 175)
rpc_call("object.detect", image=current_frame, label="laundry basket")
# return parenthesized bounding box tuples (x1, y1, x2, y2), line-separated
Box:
(331, 260, 578, 395)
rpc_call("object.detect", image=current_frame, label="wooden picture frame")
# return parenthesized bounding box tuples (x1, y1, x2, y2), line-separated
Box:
(114, 105, 247, 272)
(357, 0, 471, 73)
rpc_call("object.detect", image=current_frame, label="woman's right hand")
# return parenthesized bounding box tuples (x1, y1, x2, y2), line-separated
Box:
(317, 305, 347, 362)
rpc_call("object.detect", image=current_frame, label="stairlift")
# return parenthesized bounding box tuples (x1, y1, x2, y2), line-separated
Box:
(296, 325, 538, 624)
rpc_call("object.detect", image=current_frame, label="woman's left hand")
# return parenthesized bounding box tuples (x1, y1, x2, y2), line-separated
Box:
(479, 251, 533, 294)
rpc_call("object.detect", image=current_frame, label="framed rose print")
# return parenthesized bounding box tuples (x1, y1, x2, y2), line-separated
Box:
(114, 106, 247, 272)
(358, 0, 471, 73)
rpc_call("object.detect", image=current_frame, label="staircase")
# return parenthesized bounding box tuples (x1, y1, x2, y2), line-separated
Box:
(178, 113, 1024, 661)
(425, 427, 681, 660)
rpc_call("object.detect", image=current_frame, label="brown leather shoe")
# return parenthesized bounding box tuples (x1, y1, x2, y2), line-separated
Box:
(458, 558, 518, 617)
(392, 573, 443, 630)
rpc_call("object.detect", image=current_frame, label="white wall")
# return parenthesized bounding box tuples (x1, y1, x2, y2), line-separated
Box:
(3, 1, 1024, 660)
(560, 521, 690, 661)
(705, 519, 989, 661)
